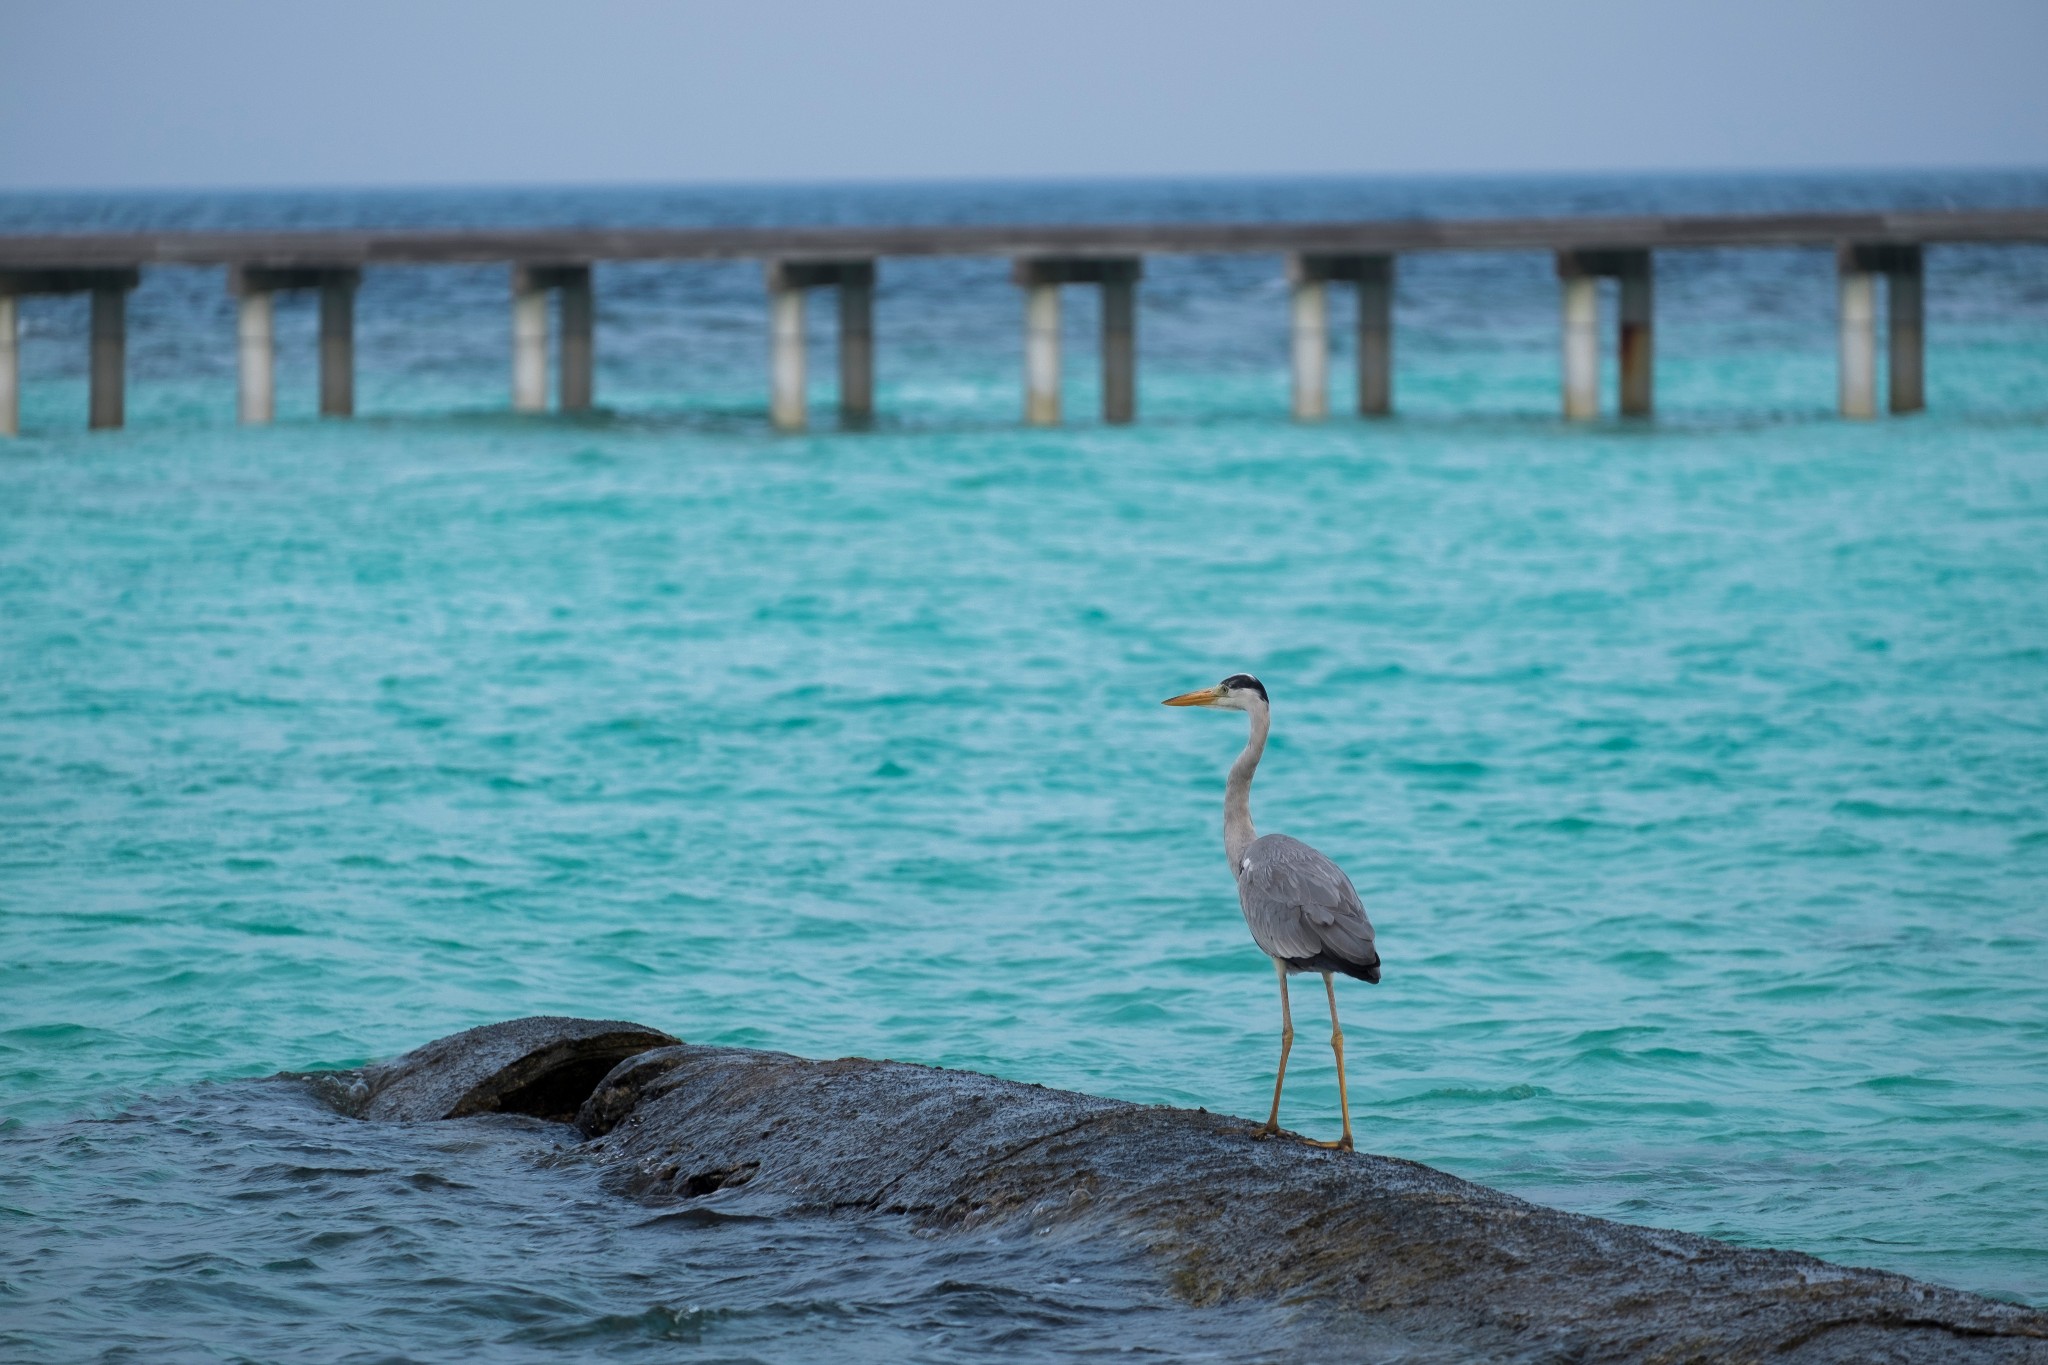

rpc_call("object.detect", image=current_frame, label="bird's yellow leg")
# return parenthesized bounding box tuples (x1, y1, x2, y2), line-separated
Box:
(1257, 958, 1293, 1139)
(1297, 971, 1356, 1152)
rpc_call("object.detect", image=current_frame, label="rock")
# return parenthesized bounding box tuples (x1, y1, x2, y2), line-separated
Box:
(350, 1020, 2048, 1362)
(576, 1043, 2048, 1364)
(574, 1043, 696, 1137)
(357, 1016, 678, 1122)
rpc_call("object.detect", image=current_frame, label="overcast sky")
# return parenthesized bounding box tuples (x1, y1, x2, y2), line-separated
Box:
(2, 0, 2044, 191)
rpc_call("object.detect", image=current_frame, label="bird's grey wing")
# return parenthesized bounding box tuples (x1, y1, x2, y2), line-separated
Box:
(1236, 834, 1378, 966)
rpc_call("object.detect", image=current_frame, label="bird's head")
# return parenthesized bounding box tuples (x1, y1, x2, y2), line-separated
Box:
(1162, 673, 1269, 712)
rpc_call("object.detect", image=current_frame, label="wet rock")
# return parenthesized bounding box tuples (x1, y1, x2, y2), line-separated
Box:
(575, 1042, 2048, 1364)
(354, 1020, 2047, 1361)
(575, 1043, 695, 1137)
(358, 1016, 678, 1122)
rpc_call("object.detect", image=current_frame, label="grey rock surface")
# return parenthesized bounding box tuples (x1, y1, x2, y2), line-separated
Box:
(357, 1015, 678, 1122)
(356, 1020, 2048, 1362)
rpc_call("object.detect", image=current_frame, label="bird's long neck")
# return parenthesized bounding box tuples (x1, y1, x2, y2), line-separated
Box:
(1224, 701, 1268, 870)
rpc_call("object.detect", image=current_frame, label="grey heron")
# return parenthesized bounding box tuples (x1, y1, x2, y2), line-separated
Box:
(1165, 673, 1380, 1151)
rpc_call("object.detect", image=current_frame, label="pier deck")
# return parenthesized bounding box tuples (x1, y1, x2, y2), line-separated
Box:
(2, 209, 2045, 434)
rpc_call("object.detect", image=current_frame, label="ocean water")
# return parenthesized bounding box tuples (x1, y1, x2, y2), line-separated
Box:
(3, 173, 2047, 1359)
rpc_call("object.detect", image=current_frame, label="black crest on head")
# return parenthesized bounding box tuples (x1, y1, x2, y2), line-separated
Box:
(1220, 673, 1268, 701)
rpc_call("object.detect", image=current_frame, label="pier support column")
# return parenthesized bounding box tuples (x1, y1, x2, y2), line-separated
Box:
(1886, 246, 1924, 415)
(319, 273, 357, 418)
(557, 267, 593, 413)
(1560, 273, 1599, 421)
(236, 288, 276, 425)
(1290, 275, 1329, 422)
(1014, 257, 1143, 427)
(1838, 253, 1878, 420)
(0, 293, 16, 438)
(1618, 257, 1653, 417)
(1101, 262, 1137, 425)
(1289, 253, 1397, 420)
(838, 266, 875, 427)
(511, 264, 595, 415)
(0, 268, 139, 435)
(231, 264, 361, 422)
(1023, 280, 1061, 426)
(1557, 248, 1652, 421)
(765, 260, 880, 432)
(1838, 244, 1928, 419)
(1357, 256, 1394, 417)
(89, 284, 127, 430)
(511, 272, 549, 413)
(552, 266, 593, 413)
(769, 278, 806, 431)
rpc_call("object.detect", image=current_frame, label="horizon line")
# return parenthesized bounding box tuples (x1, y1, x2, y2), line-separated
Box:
(5, 163, 2047, 200)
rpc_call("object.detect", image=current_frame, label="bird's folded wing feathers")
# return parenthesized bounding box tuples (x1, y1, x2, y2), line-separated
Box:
(1237, 834, 1377, 963)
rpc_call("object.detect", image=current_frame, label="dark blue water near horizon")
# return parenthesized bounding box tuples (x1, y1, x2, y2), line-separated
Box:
(2, 170, 2046, 1361)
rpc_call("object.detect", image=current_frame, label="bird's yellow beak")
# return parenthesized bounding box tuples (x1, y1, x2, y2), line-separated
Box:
(1162, 686, 1225, 707)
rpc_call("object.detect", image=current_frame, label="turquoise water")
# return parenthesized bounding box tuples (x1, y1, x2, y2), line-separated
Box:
(3, 176, 2047, 1357)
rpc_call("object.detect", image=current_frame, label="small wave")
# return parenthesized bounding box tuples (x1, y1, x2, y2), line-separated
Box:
(1401, 1083, 1546, 1104)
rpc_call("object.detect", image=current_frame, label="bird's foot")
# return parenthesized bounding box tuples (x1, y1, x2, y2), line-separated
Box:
(1252, 1122, 1281, 1141)
(1300, 1134, 1355, 1152)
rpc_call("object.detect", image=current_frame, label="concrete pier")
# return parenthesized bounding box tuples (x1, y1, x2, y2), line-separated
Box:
(1848, 243, 1927, 414)
(1288, 253, 1395, 420)
(768, 275, 805, 431)
(1889, 250, 1924, 414)
(1560, 272, 1600, 421)
(838, 269, 874, 426)
(1101, 264, 1137, 425)
(511, 269, 550, 413)
(764, 260, 876, 431)
(1023, 278, 1061, 426)
(319, 273, 357, 417)
(89, 284, 127, 430)
(1014, 257, 1143, 426)
(1, 208, 2038, 433)
(1357, 256, 1394, 417)
(510, 263, 595, 414)
(1618, 257, 1653, 416)
(0, 293, 16, 438)
(555, 268, 593, 413)
(1838, 253, 1879, 420)
(1558, 249, 1653, 420)
(0, 268, 139, 435)
(1838, 245, 1929, 419)
(229, 266, 360, 423)
(236, 288, 275, 424)
(1289, 273, 1329, 421)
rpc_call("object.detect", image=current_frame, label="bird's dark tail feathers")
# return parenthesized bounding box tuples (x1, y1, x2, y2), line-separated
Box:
(1288, 950, 1381, 985)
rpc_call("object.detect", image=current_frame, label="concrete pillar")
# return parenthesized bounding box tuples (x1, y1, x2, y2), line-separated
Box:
(1290, 278, 1329, 421)
(237, 289, 276, 425)
(89, 286, 125, 430)
(1838, 262, 1878, 420)
(769, 280, 806, 431)
(558, 268, 593, 413)
(319, 275, 356, 418)
(0, 293, 16, 438)
(838, 269, 874, 427)
(1101, 268, 1136, 424)
(1024, 281, 1061, 426)
(512, 275, 549, 413)
(1357, 260, 1393, 417)
(1618, 260, 1653, 417)
(1560, 273, 1599, 421)
(1888, 249, 1924, 414)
